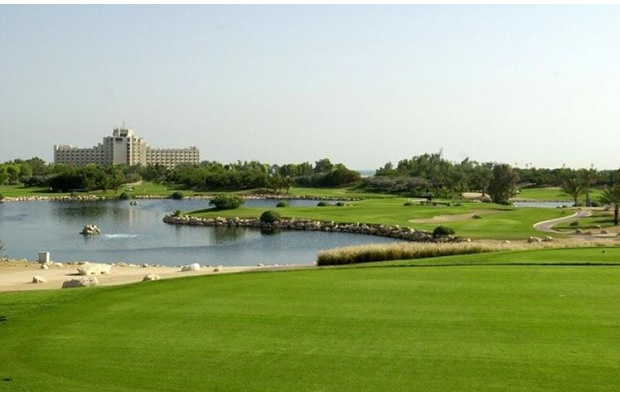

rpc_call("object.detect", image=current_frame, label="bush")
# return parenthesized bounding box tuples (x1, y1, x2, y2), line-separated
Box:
(0, 193, 4, 201)
(276, 201, 290, 208)
(209, 194, 245, 209)
(119, 192, 131, 200)
(336, 202, 346, 207)
(317, 201, 329, 207)
(433, 226, 455, 238)
(403, 202, 414, 206)
(173, 210, 182, 217)
(260, 210, 281, 224)
(170, 191, 185, 200)
(70, 191, 79, 198)
(570, 221, 580, 227)
(317, 242, 494, 266)
(472, 214, 482, 219)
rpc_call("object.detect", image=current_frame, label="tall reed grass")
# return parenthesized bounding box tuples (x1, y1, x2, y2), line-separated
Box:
(317, 239, 620, 266)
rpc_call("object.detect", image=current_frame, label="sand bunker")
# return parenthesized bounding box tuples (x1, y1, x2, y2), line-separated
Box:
(409, 210, 496, 224)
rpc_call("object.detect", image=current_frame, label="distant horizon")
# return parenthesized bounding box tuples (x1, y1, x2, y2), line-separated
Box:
(2, 5, 620, 170)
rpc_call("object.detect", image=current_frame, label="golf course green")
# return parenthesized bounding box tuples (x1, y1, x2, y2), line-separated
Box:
(189, 198, 572, 240)
(1, 247, 619, 391)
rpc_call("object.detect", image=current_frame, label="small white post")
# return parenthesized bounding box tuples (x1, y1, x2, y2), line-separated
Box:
(38, 252, 50, 264)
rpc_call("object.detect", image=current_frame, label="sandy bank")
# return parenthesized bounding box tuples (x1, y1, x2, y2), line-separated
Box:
(0, 260, 310, 293)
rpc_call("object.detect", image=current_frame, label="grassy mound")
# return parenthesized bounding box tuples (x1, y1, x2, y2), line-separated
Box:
(1, 255, 619, 391)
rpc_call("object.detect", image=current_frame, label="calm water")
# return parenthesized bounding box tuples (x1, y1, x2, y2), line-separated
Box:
(0, 199, 394, 266)
(512, 201, 572, 208)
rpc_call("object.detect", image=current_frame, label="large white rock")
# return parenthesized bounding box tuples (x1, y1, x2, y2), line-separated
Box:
(62, 277, 99, 288)
(77, 263, 112, 276)
(143, 274, 161, 282)
(32, 276, 47, 283)
(181, 263, 201, 272)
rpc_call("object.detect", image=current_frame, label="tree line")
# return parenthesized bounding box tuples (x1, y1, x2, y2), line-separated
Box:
(0, 158, 361, 193)
(366, 152, 620, 205)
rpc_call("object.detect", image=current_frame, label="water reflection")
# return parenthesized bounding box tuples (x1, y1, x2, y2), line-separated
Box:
(0, 200, 394, 266)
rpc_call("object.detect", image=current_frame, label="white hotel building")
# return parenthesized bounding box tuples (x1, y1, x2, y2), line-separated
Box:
(54, 127, 200, 167)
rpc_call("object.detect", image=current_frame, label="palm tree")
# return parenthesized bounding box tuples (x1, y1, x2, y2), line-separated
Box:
(562, 177, 583, 207)
(600, 185, 620, 225)
(579, 167, 598, 207)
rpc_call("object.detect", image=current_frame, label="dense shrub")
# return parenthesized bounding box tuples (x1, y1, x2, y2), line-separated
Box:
(276, 201, 290, 208)
(260, 210, 281, 223)
(403, 202, 414, 206)
(173, 210, 182, 217)
(170, 191, 185, 200)
(209, 194, 245, 209)
(433, 226, 455, 238)
(336, 202, 346, 207)
(317, 201, 329, 207)
(119, 192, 130, 200)
(570, 221, 580, 227)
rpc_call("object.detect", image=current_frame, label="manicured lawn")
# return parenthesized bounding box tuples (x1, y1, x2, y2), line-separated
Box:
(189, 198, 571, 240)
(363, 246, 620, 267)
(0, 253, 618, 391)
(0, 183, 393, 200)
(553, 211, 616, 231)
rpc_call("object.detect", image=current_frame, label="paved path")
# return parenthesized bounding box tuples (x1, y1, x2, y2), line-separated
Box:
(533, 210, 591, 233)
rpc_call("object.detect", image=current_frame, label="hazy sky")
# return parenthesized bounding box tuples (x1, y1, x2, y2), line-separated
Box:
(1, 5, 620, 170)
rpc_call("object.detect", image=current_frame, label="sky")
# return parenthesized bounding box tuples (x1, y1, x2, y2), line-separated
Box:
(1, 5, 620, 170)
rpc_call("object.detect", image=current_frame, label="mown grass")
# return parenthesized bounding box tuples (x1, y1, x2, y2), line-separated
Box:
(189, 198, 571, 240)
(553, 211, 616, 231)
(0, 183, 392, 200)
(0, 257, 619, 391)
(349, 245, 620, 267)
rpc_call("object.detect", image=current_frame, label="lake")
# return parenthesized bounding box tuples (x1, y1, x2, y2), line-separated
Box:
(0, 199, 394, 266)
(512, 201, 573, 208)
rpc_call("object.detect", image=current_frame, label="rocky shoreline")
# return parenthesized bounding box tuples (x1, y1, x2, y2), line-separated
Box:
(0, 194, 360, 203)
(163, 214, 468, 243)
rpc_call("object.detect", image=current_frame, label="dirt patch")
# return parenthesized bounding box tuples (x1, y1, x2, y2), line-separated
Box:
(409, 210, 497, 224)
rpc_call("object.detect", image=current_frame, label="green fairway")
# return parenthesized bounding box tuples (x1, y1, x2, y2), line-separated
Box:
(1, 251, 619, 391)
(0, 183, 392, 200)
(552, 211, 617, 231)
(189, 198, 571, 240)
(362, 246, 620, 267)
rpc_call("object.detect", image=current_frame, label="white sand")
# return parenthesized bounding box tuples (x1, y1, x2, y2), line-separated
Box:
(0, 260, 278, 293)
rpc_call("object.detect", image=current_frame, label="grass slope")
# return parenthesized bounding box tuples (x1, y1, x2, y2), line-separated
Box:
(190, 198, 570, 240)
(0, 257, 619, 391)
(361, 246, 620, 267)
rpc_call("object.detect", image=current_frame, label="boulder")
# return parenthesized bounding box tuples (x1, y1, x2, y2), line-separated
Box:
(80, 224, 101, 236)
(77, 263, 112, 276)
(543, 236, 554, 242)
(62, 277, 99, 288)
(142, 274, 160, 282)
(181, 263, 201, 272)
(40, 264, 49, 270)
(600, 230, 608, 234)
(527, 236, 542, 243)
(32, 276, 47, 283)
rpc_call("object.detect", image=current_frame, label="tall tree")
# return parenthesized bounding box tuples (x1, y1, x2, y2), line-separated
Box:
(578, 167, 598, 207)
(600, 185, 620, 225)
(487, 164, 518, 204)
(562, 177, 583, 207)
